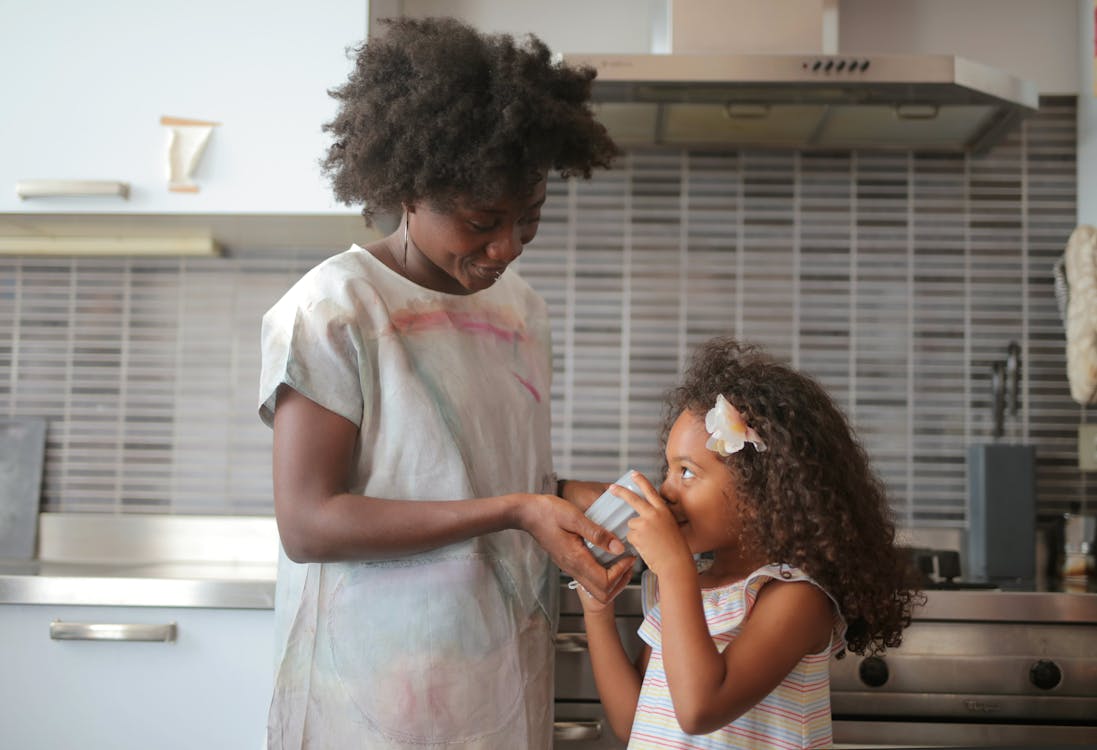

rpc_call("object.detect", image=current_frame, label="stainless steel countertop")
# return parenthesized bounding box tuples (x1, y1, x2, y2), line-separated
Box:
(3, 513, 1096, 619)
(0, 512, 278, 609)
(0, 559, 277, 609)
(560, 578, 1097, 624)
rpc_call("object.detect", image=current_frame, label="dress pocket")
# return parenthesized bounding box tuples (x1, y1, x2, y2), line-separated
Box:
(327, 555, 523, 743)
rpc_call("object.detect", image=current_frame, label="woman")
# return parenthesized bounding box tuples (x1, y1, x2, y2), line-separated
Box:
(258, 16, 631, 749)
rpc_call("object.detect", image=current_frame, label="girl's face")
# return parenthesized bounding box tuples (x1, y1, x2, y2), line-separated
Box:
(405, 178, 547, 295)
(659, 410, 747, 559)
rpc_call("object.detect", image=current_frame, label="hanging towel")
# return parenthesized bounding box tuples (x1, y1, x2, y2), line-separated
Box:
(1062, 225, 1097, 404)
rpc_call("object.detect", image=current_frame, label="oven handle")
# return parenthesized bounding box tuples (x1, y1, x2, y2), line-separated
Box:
(555, 632, 589, 652)
(554, 720, 602, 741)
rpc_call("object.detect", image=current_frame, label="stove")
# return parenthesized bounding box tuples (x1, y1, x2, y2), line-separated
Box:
(552, 556, 1097, 749)
(829, 588, 1097, 747)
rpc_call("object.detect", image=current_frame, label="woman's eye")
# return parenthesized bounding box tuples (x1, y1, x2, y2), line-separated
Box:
(519, 212, 541, 226)
(468, 220, 496, 232)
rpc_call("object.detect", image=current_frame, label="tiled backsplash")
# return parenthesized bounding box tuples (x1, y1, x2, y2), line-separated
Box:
(0, 97, 1083, 528)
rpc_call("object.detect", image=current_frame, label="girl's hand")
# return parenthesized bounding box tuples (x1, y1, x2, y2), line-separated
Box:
(516, 493, 635, 602)
(574, 565, 634, 616)
(614, 472, 695, 578)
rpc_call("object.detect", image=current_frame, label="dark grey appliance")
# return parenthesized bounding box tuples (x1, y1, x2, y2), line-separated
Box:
(554, 581, 643, 750)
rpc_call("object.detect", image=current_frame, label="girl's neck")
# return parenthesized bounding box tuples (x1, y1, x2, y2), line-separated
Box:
(698, 550, 766, 588)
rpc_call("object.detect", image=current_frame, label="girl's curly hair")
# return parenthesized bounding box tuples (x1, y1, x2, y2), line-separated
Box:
(661, 337, 924, 655)
(321, 16, 620, 225)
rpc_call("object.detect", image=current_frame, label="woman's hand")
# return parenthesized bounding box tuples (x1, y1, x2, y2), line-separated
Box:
(557, 479, 610, 512)
(515, 494, 635, 602)
(615, 472, 694, 578)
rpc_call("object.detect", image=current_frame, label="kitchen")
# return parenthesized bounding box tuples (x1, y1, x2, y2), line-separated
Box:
(1, 0, 1096, 748)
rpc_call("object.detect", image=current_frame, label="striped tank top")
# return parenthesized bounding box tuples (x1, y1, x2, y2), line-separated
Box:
(627, 563, 847, 749)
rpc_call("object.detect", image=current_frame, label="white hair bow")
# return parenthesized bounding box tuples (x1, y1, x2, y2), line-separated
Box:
(704, 394, 767, 456)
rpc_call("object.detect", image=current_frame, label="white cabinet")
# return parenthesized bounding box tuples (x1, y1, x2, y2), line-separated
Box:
(0, 0, 367, 215)
(0, 603, 274, 750)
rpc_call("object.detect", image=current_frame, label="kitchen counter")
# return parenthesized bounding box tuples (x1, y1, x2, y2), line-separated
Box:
(0, 512, 277, 609)
(3, 512, 1096, 619)
(0, 559, 276, 609)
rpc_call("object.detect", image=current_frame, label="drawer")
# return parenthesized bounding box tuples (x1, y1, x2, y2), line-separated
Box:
(556, 614, 644, 701)
(554, 701, 625, 750)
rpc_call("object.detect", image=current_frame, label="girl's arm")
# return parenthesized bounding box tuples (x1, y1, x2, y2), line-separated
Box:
(578, 595, 651, 741)
(272, 386, 635, 600)
(657, 569, 834, 735)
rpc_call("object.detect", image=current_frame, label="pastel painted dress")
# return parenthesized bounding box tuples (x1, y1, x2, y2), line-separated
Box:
(628, 564, 847, 750)
(258, 246, 558, 749)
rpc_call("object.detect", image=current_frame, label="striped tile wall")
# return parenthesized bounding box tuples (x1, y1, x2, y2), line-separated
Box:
(0, 97, 1082, 526)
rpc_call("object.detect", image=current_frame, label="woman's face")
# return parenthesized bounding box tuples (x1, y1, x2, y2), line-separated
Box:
(404, 178, 547, 294)
(659, 410, 747, 559)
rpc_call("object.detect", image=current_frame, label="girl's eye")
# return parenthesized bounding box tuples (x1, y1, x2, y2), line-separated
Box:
(519, 212, 541, 226)
(681, 466, 696, 481)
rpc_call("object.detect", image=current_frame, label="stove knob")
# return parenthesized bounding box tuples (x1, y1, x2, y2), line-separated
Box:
(1029, 660, 1062, 690)
(858, 656, 889, 687)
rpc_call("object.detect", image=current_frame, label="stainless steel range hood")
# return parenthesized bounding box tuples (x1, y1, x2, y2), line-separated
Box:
(563, 0, 1039, 153)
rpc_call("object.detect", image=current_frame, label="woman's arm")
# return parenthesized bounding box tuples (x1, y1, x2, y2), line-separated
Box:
(578, 596, 650, 741)
(272, 386, 634, 599)
(657, 572, 834, 735)
(557, 479, 609, 512)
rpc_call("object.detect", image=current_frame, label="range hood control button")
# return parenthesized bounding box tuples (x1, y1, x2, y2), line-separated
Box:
(858, 656, 889, 687)
(1029, 660, 1062, 690)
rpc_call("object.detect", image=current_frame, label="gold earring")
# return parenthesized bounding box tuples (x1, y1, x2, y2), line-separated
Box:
(402, 214, 409, 270)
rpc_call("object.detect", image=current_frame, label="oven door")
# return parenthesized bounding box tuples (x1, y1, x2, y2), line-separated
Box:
(554, 609, 643, 750)
(554, 702, 621, 750)
(834, 719, 1097, 748)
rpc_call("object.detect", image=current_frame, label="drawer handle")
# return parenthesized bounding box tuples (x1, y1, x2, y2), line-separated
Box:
(554, 720, 602, 741)
(49, 620, 177, 642)
(555, 632, 589, 652)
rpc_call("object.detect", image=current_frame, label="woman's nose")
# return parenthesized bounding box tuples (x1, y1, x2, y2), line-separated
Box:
(486, 224, 523, 262)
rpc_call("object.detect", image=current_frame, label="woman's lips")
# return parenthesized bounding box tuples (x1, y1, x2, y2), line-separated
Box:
(472, 265, 506, 281)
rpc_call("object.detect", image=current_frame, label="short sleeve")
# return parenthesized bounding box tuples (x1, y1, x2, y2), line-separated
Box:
(636, 569, 661, 647)
(258, 293, 368, 429)
(739, 565, 847, 655)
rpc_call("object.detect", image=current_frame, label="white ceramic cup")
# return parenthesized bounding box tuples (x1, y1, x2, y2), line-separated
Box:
(585, 470, 645, 566)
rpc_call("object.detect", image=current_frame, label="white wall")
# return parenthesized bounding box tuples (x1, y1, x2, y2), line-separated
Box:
(400, 0, 662, 53)
(838, 0, 1079, 94)
(402, 0, 1080, 94)
(399, 0, 1094, 226)
(1079, 0, 1097, 227)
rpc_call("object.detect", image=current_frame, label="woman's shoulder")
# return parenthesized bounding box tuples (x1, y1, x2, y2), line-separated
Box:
(293, 245, 379, 293)
(266, 246, 388, 312)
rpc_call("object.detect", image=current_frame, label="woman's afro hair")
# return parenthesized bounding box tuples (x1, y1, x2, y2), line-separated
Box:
(321, 16, 620, 224)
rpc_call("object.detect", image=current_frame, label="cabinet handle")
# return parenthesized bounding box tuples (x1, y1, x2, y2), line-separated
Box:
(554, 720, 602, 741)
(16, 180, 130, 199)
(49, 620, 177, 642)
(554, 632, 588, 652)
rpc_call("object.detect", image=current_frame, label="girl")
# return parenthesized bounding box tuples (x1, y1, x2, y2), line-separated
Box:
(579, 337, 921, 749)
